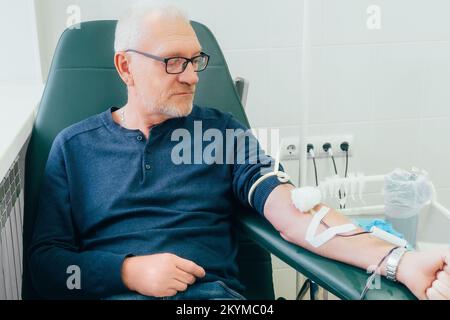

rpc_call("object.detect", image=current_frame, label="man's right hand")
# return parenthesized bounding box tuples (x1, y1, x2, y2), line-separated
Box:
(121, 253, 206, 297)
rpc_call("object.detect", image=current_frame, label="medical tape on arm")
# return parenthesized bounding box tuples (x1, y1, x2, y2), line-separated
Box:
(305, 206, 358, 248)
(292, 187, 404, 249)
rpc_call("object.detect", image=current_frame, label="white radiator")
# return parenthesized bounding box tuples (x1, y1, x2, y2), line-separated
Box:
(0, 157, 23, 300)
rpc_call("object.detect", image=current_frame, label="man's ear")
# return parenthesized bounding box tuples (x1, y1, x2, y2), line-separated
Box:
(114, 52, 135, 86)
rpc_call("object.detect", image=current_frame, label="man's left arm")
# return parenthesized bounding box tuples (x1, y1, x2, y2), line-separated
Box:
(263, 183, 450, 300)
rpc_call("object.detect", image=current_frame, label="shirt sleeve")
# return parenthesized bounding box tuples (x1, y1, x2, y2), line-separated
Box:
(28, 135, 131, 299)
(226, 114, 292, 216)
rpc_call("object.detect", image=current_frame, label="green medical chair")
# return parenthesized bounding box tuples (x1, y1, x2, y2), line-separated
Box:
(22, 20, 416, 300)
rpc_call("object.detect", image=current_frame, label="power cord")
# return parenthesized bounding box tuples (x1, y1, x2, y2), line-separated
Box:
(341, 141, 349, 181)
(295, 149, 319, 300)
(323, 143, 344, 209)
(341, 142, 350, 208)
(307, 144, 319, 187)
(323, 142, 351, 209)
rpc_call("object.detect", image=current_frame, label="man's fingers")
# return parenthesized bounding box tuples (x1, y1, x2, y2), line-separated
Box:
(432, 279, 450, 299)
(444, 264, 450, 274)
(437, 271, 450, 287)
(175, 268, 197, 285)
(174, 256, 206, 278)
(164, 288, 178, 297)
(170, 279, 189, 293)
(426, 287, 447, 300)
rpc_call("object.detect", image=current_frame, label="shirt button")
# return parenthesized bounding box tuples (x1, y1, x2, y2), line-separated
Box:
(145, 164, 151, 170)
(137, 135, 143, 141)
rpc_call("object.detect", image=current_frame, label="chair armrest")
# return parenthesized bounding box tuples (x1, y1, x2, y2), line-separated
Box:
(237, 210, 417, 300)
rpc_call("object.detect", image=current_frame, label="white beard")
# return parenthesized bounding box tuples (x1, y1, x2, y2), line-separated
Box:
(139, 91, 193, 118)
(156, 102, 193, 118)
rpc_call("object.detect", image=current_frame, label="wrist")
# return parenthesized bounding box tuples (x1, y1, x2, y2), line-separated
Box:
(377, 248, 394, 277)
(395, 250, 415, 285)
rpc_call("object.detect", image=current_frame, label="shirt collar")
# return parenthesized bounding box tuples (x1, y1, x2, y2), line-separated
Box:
(102, 106, 184, 137)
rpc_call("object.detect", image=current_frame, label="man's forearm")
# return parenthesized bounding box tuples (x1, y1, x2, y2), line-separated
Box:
(263, 184, 397, 276)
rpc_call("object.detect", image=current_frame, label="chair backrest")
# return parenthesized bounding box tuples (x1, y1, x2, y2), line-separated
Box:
(22, 20, 274, 299)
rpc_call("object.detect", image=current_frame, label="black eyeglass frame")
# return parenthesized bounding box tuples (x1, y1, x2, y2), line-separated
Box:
(124, 49, 210, 74)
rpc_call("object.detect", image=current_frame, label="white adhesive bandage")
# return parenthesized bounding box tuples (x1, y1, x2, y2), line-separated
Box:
(370, 226, 408, 248)
(291, 186, 406, 249)
(305, 206, 358, 248)
(291, 187, 357, 248)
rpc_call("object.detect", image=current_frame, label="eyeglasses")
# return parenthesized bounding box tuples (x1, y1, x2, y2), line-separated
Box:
(125, 49, 210, 74)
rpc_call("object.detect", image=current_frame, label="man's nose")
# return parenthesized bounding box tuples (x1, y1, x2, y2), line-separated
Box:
(178, 62, 199, 85)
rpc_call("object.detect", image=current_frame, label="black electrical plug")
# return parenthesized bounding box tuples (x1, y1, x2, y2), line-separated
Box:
(322, 142, 332, 152)
(307, 143, 319, 186)
(340, 141, 350, 152)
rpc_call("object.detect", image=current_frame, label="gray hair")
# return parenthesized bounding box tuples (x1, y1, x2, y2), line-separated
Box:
(114, 1, 189, 52)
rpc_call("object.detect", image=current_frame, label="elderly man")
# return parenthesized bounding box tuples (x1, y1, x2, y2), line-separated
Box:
(29, 3, 450, 300)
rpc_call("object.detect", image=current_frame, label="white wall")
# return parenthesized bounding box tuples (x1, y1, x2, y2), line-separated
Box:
(306, 0, 450, 212)
(0, 0, 41, 85)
